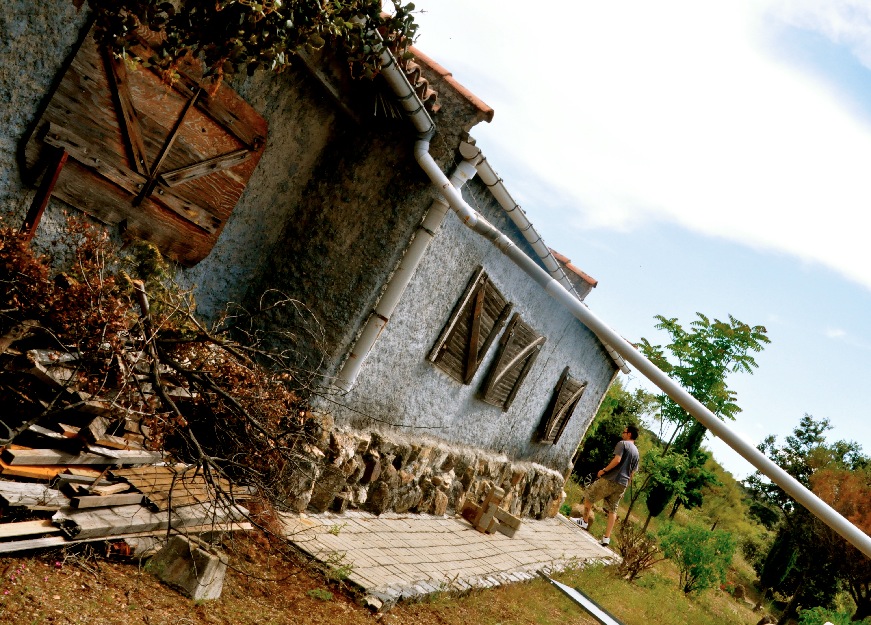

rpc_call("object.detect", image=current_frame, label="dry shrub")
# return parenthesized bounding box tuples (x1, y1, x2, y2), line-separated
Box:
(615, 520, 664, 582)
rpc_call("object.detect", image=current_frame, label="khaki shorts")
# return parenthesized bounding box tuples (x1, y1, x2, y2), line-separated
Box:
(584, 478, 628, 513)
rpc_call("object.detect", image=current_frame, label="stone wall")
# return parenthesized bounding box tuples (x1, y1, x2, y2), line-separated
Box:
(284, 413, 567, 520)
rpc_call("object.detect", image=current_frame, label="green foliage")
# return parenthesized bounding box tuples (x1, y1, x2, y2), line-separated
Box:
(83, 0, 419, 86)
(797, 606, 853, 625)
(623, 312, 768, 522)
(639, 313, 769, 434)
(747, 414, 869, 621)
(642, 447, 688, 521)
(306, 588, 333, 601)
(658, 522, 736, 594)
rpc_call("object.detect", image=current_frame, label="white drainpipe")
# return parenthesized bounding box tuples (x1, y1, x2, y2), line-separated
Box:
(459, 141, 630, 374)
(335, 159, 478, 390)
(375, 44, 871, 558)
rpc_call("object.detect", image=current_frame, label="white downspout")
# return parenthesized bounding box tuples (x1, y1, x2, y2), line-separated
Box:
(375, 43, 871, 558)
(335, 160, 478, 390)
(459, 140, 630, 374)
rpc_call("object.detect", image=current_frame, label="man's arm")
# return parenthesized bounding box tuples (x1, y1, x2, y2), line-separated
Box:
(597, 454, 622, 478)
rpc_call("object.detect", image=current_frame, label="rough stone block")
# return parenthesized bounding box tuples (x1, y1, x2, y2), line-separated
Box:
(308, 464, 348, 512)
(433, 490, 448, 516)
(147, 535, 228, 601)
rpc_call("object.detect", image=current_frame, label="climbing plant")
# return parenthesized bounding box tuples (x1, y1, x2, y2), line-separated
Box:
(78, 0, 419, 86)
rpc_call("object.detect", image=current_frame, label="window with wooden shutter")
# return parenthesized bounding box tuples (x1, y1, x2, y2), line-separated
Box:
(479, 313, 546, 411)
(22, 27, 267, 267)
(538, 367, 587, 444)
(428, 267, 513, 384)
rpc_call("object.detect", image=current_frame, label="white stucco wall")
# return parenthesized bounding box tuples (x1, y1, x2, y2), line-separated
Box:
(318, 177, 618, 473)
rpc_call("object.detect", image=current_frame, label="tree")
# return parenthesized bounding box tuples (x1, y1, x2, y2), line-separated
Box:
(81, 0, 419, 86)
(624, 312, 769, 519)
(746, 415, 868, 624)
(639, 312, 770, 451)
(658, 522, 736, 594)
(810, 466, 871, 621)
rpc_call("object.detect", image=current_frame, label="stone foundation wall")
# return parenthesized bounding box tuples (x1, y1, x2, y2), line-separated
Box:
(280, 414, 567, 520)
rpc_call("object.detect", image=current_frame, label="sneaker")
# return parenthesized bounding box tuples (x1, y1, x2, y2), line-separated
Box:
(600, 536, 611, 546)
(573, 517, 589, 530)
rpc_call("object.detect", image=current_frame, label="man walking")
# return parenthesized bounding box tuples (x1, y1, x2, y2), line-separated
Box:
(576, 424, 640, 546)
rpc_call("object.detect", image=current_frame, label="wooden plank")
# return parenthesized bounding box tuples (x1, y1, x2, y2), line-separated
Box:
(21, 148, 68, 240)
(158, 148, 250, 186)
(0, 520, 62, 540)
(492, 506, 522, 530)
(64, 467, 106, 478)
(0, 482, 67, 508)
(53, 500, 249, 539)
(0, 457, 67, 480)
(0, 521, 252, 555)
(58, 424, 82, 439)
(93, 435, 138, 451)
(71, 493, 144, 509)
(90, 482, 131, 496)
(103, 51, 150, 176)
(463, 284, 486, 383)
(2, 448, 162, 466)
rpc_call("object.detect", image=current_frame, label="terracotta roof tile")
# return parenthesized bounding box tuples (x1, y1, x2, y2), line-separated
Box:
(407, 47, 495, 123)
(549, 249, 598, 287)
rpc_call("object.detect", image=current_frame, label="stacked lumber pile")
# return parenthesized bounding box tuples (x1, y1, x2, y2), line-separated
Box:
(0, 347, 251, 556)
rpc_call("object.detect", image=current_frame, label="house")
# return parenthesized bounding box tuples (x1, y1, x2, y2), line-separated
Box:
(2, 8, 623, 518)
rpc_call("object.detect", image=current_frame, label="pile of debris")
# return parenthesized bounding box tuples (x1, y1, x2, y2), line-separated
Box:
(0, 346, 251, 557)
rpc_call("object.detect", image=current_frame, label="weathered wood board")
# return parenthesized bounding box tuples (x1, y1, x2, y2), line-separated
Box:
(24, 27, 268, 266)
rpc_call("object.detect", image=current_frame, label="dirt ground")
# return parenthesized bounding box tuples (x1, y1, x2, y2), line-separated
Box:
(0, 532, 435, 625)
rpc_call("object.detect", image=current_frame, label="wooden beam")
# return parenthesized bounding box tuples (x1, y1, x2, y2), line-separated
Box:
(104, 50, 150, 177)
(21, 147, 68, 241)
(158, 148, 250, 186)
(0, 521, 252, 555)
(2, 448, 162, 466)
(71, 493, 144, 509)
(0, 482, 67, 509)
(0, 520, 62, 540)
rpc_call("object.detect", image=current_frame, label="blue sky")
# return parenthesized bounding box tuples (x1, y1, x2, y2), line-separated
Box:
(411, 0, 871, 478)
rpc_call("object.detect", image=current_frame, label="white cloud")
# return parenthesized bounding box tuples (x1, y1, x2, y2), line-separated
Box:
(824, 327, 847, 339)
(770, 0, 871, 68)
(414, 0, 871, 293)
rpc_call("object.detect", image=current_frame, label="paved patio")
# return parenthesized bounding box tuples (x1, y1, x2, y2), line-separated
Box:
(281, 510, 618, 609)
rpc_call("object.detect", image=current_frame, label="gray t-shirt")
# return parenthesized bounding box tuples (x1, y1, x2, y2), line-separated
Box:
(604, 440, 639, 486)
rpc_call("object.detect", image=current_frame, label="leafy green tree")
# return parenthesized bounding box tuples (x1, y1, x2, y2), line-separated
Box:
(640, 313, 770, 444)
(658, 522, 736, 594)
(641, 447, 687, 529)
(624, 312, 769, 519)
(746, 415, 868, 624)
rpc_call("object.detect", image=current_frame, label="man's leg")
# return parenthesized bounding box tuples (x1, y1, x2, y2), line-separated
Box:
(604, 509, 617, 539)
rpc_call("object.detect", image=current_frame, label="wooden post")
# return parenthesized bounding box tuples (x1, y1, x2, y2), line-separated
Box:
(21, 147, 68, 241)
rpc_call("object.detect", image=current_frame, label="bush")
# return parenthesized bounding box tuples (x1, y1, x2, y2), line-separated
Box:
(615, 521, 663, 582)
(797, 606, 853, 625)
(658, 522, 736, 593)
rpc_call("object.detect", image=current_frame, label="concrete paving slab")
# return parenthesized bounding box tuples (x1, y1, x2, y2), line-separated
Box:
(282, 510, 618, 606)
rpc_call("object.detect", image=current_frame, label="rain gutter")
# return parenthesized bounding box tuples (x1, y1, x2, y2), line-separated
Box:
(375, 42, 871, 558)
(458, 140, 630, 374)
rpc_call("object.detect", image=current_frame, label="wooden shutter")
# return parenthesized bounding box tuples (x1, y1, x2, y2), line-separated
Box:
(538, 367, 587, 444)
(429, 267, 513, 384)
(480, 313, 545, 411)
(23, 27, 267, 267)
